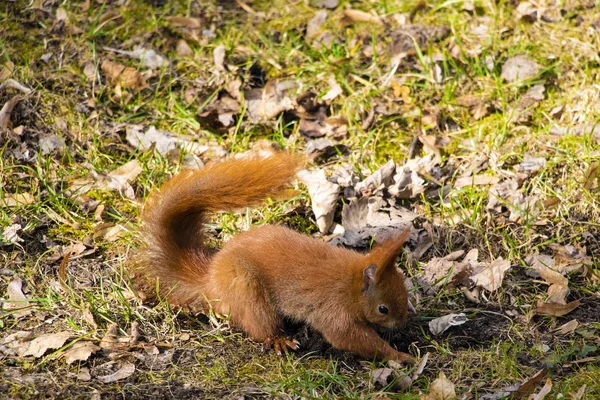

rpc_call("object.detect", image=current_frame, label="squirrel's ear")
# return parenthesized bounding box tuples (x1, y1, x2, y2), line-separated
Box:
(368, 227, 411, 277)
(362, 264, 377, 292)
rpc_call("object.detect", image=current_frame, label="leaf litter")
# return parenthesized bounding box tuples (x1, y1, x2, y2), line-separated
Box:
(2, 0, 600, 397)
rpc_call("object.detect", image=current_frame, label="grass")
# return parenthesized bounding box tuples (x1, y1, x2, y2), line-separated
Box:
(1, 0, 599, 398)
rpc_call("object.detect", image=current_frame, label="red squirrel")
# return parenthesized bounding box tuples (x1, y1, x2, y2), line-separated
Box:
(135, 152, 414, 363)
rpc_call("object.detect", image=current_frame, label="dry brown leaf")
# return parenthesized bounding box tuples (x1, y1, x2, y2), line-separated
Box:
(85, 159, 143, 200)
(94, 223, 129, 242)
(4, 277, 32, 318)
(418, 250, 467, 294)
(213, 45, 226, 71)
(104, 47, 168, 70)
(39, 134, 66, 155)
(514, 368, 547, 398)
(64, 341, 100, 364)
(126, 125, 209, 155)
(83, 304, 98, 330)
(298, 169, 340, 233)
(0, 61, 14, 81)
(322, 75, 342, 102)
(570, 384, 587, 400)
(176, 39, 193, 57)
(3, 192, 34, 207)
(501, 54, 541, 83)
(101, 60, 148, 90)
(56, 7, 68, 22)
(550, 244, 592, 275)
(100, 323, 119, 349)
(553, 320, 578, 335)
(454, 175, 499, 189)
(0, 96, 21, 130)
(471, 257, 511, 292)
(97, 361, 135, 383)
(532, 379, 552, 400)
(428, 313, 468, 335)
(355, 160, 396, 196)
(0, 79, 32, 93)
(21, 331, 72, 358)
(1, 223, 24, 245)
(76, 367, 92, 381)
(421, 371, 456, 400)
(535, 300, 580, 316)
(307, 10, 328, 39)
(246, 79, 296, 123)
(166, 16, 202, 41)
(344, 9, 383, 25)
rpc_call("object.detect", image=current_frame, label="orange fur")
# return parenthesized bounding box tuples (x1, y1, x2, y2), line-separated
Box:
(135, 152, 413, 362)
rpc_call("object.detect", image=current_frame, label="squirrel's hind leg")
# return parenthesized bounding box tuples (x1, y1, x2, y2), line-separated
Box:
(209, 260, 283, 343)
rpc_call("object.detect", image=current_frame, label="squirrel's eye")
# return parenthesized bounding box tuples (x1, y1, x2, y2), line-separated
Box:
(378, 305, 389, 315)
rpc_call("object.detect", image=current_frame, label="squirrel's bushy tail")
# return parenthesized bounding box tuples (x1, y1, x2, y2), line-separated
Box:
(136, 152, 302, 309)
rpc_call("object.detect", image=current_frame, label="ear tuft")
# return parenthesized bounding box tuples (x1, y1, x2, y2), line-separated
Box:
(368, 227, 411, 276)
(362, 264, 377, 292)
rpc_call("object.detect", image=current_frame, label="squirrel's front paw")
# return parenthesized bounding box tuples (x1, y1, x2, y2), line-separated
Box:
(392, 351, 415, 365)
(264, 336, 299, 355)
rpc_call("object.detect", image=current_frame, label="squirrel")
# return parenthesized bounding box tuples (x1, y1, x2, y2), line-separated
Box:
(134, 151, 414, 364)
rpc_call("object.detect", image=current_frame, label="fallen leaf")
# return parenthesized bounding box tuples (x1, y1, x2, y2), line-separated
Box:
(355, 160, 396, 197)
(56, 7, 68, 22)
(213, 45, 226, 71)
(3, 277, 32, 318)
(101, 60, 148, 90)
(471, 257, 511, 292)
(516, 1, 537, 21)
(97, 361, 135, 383)
(100, 323, 119, 349)
(246, 79, 296, 123)
(370, 367, 395, 387)
(0, 79, 32, 93)
(418, 250, 468, 294)
(94, 223, 129, 242)
(321, 75, 342, 102)
(298, 169, 340, 233)
(422, 371, 456, 400)
(0, 96, 22, 130)
(526, 253, 569, 304)
(549, 244, 592, 275)
(83, 304, 98, 330)
(126, 125, 208, 155)
(0, 61, 14, 81)
(454, 175, 499, 189)
(96, 160, 142, 200)
(76, 367, 92, 381)
(570, 384, 587, 400)
(316, 0, 338, 9)
(501, 54, 541, 83)
(305, 138, 348, 160)
(39, 134, 66, 155)
(535, 300, 580, 316)
(3, 192, 34, 207)
(515, 368, 547, 398)
(343, 9, 383, 25)
(21, 331, 72, 358)
(532, 379, 552, 400)
(112, 47, 169, 69)
(307, 10, 328, 39)
(389, 25, 450, 56)
(428, 313, 468, 335)
(64, 341, 101, 364)
(176, 39, 193, 57)
(166, 16, 202, 41)
(553, 320, 578, 335)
